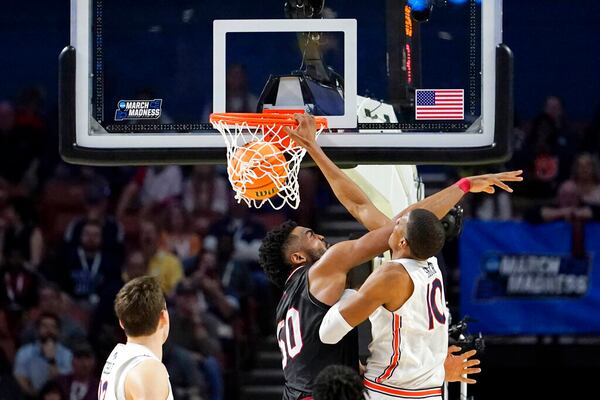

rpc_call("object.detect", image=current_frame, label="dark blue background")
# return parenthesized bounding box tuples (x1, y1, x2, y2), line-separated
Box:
(1, 0, 599, 120)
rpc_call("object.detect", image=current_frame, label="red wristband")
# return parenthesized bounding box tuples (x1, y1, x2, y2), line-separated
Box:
(456, 178, 471, 193)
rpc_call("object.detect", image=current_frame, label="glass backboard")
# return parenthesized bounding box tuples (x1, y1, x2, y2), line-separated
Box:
(60, 0, 512, 165)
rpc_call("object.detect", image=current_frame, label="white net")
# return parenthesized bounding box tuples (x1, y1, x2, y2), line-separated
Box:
(211, 118, 324, 209)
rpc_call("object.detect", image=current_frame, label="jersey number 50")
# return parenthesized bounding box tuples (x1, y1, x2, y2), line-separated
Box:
(277, 308, 304, 369)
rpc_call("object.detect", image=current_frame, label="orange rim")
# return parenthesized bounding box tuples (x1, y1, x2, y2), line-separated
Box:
(209, 112, 328, 128)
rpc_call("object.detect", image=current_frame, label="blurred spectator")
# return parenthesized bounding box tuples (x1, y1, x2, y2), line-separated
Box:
(201, 64, 259, 120)
(0, 259, 39, 315)
(0, 100, 41, 191)
(0, 347, 23, 399)
(91, 248, 147, 335)
(160, 203, 202, 262)
(524, 180, 600, 223)
(20, 283, 86, 350)
(560, 153, 600, 206)
(170, 281, 228, 400)
(0, 309, 17, 364)
(170, 281, 222, 358)
(116, 166, 183, 219)
(120, 248, 149, 282)
(514, 96, 576, 199)
(37, 381, 66, 400)
(14, 87, 47, 136)
(0, 197, 44, 271)
(64, 179, 124, 263)
(53, 342, 98, 400)
(61, 220, 121, 306)
(294, 168, 320, 227)
(183, 165, 229, 216)
(204, 202, 265, 268)
(13, 313, 72, 397)
(543, 96, 571, 136)
(188, 266, 238, 324)
(163, 342, 209, 400)
(13, 87, 49, 191)
(582, 104, 600, 156)
(140, 221, 183, 295)
(226, 64, 258, 113)
(89, 249, 148, 364)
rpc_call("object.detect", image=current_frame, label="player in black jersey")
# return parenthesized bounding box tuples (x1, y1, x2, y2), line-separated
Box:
(259, 114, 522, 400)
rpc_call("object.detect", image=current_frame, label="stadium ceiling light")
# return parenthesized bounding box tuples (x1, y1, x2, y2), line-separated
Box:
(408, 0, 434, 23)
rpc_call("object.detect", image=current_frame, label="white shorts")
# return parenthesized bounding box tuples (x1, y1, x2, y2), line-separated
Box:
(364, 378, 443, 400)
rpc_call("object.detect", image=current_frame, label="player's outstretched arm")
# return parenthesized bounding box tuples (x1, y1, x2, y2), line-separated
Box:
(444, 346, 481, 384)
(124, 359, 170, 400)
(397, 170, 524, 220)
(286, 114, 523, 229)
(284, 114, 390, 231)
(319, 266, 407, 344)
(309, 219, 400, 305)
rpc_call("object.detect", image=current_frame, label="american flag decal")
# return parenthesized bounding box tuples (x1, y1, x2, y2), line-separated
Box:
(415, 89, 464, 120)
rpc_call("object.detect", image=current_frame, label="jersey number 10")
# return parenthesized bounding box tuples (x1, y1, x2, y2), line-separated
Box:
(427, 278, 446, 330)
(277, 308, 304, 369)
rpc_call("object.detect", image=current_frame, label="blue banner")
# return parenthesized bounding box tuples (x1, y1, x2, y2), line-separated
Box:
(460, 221, 600, 334)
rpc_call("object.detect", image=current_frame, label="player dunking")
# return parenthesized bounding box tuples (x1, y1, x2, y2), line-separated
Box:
(318, 209, 502, 399)
(98, 276, 173, 400)
(259, 114, 522, 400)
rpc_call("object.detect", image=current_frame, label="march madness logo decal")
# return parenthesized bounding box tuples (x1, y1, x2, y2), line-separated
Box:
(474, 253, 591, 299)
(114, 99, 162, 121)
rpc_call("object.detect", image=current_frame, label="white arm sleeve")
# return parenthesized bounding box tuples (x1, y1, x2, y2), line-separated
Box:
(319, 289, 356, 344)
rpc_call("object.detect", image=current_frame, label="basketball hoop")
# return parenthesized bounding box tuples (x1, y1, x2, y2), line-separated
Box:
(210, 111, 328, 210)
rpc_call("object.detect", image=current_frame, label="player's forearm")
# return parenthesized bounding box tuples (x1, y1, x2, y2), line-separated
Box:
(319, 290, 357, 344)
(398, 184, 465, 220)
(306, 144, 389, 230)
(320, 304, 353, 344)
(348, 221, 395, 269)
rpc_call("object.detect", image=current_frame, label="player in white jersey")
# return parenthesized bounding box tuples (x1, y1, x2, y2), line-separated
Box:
(98, 276, 174, 400)
(320, 209, 483, 400)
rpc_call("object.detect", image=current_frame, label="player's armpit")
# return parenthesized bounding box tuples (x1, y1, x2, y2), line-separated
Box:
(125, 359, 170, 400)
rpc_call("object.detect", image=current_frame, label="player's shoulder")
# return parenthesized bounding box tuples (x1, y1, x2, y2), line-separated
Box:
(378, 261, 411, 282)
(371, 261, 411, 290)
(125, 358, 169, 399)
(127, 358, 168, 386)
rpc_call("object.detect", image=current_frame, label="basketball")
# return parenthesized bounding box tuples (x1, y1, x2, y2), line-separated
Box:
(228, 141, 288, 200)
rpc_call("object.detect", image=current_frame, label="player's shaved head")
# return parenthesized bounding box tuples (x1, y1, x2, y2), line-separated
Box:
(406, 209, 446, 260)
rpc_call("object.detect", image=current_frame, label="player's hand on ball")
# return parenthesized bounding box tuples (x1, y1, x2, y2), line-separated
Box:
(444, 345, 481, 384)
(468, 170, 523, 194)
(284, 113, 318, 150)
